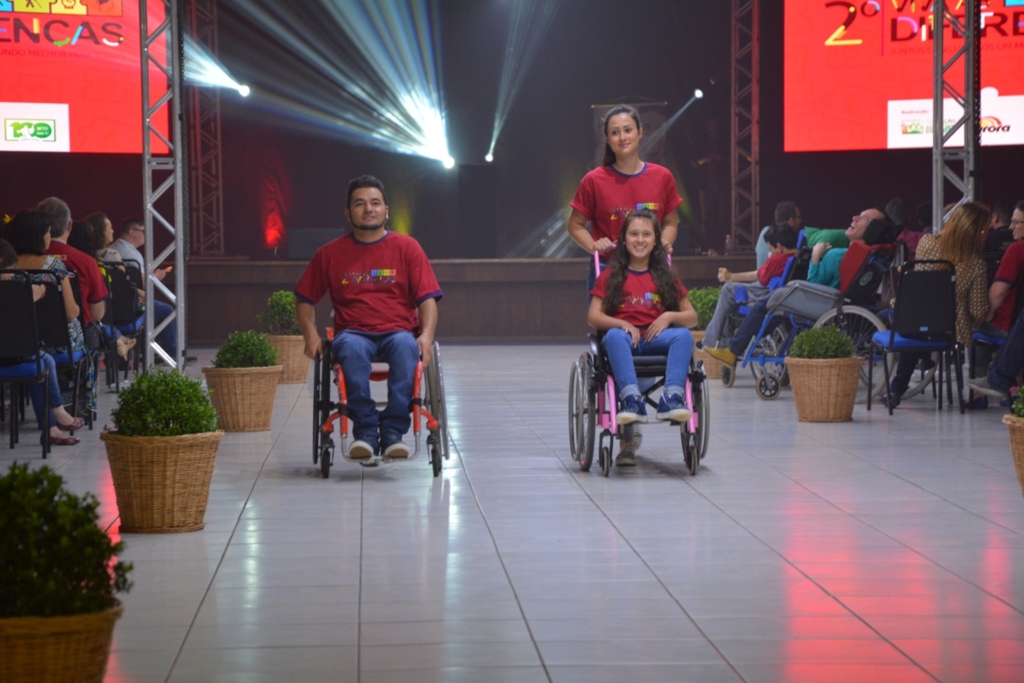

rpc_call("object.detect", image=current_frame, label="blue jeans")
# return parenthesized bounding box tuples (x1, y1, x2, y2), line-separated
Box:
(988, 307, 1024, 392)
(27, 353, 63, 429)
(703, 281, 768, 349)
(601, 327, 694, 398)
(332, 330, 418, 442)
(153, 300, 177, 358)
(728, 297, 770, 356)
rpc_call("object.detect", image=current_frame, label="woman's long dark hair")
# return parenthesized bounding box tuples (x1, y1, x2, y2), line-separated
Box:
(601, 210, 680, 316)
(601, 105, 642, 167)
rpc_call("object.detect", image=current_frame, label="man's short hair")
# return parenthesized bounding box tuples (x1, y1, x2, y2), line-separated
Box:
(915, 201, 932, 228)
(765, 224, 798, 250)
(119, 217, 143, 236)
(992, 203, 1012, 226)
(774, 201, 798, 225)
(347, 175, 387, 208)
(36, 196, 71, 238)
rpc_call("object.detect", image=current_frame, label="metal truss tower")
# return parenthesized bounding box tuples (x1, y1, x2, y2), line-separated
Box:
(730, 0, 760, 252)
(141, 0, 187, 369)
(932, 0, 981, 228)
(188, 0, 226, 257)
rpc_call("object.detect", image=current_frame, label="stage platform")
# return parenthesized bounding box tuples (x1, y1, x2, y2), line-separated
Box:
(186, 255, 754, 345)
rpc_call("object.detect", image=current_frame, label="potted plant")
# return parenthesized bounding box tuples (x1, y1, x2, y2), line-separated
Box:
(785, 326, 861, 422)
(257, 290, 310, 383)
(202, 330, 282, 432)
(0, 462, 132, 682)
(101, 370, 223, 533)
(688, 286, 723, 379)
(1002, 394, 1024, 498)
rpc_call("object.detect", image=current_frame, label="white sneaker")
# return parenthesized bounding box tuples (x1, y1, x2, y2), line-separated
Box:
(383, 441, 410, 459)
(348, 440, 376, 459)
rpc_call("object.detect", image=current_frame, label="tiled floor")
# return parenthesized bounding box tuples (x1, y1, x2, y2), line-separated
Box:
(4, 344, 1023, 682)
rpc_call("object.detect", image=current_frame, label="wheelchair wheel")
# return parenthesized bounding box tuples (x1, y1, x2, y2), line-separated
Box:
(690, 361, 710, 461)
(572, 354, 596, 472)
(813, 305, 887, 403)
(681, 427, 699, 475)
(312, 352, 323, 466)
(568, 361, 583, 461)
(599, 444, 611, 477)
(320, 443, 333, 479)
(756, 373, 782, 400)
(720, 363, 735, 388)
(424, 342, 449, 477)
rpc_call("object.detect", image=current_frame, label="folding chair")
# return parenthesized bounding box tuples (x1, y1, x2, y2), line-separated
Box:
(0, 272, 52, 457)
(868, 260, 963, 415)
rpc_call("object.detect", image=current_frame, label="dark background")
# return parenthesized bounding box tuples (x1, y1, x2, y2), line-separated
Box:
(1, 1, 1017, 260)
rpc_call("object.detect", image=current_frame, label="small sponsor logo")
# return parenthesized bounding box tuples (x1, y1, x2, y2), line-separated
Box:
(4, 118, 56, 142)
(980, 116, 1011, 133)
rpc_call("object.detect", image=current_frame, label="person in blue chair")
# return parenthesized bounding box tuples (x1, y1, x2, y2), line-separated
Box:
(587, 210, 696, 466)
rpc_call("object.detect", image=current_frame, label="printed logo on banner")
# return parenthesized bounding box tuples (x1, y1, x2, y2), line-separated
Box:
(4, 118, 56, 142)
(887, 87, 1024, 149)
(0, 0, 125, 48)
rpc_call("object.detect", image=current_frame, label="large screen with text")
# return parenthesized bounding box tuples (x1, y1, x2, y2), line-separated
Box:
(0, 0, 167, 154)
(784, 0, 1024, 152)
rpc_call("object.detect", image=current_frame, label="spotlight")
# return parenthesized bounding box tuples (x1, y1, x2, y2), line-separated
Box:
(443, 156, 455, 169)
(485, 153, 494, 163)
(184, 34, 250, 96)
(695, 89, 704, 99)
(239, 85, 251, 97)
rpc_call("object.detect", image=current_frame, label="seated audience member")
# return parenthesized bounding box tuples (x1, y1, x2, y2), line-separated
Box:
(983, 202, 1014, 254)
(36, 197, 108, 327)
(808, 208, 887, 289)
(885, 197, 912, 234)
(898, 202, 930, 258)
(3, 213, 92, 441)
(66, 220, 94, 256)
(979, 201, 1024, 338)
(883, 202, 989, 408)
(756, 201, 802, 268)
(587, 210, 696, 466)
(703, 225, 800, 366)
(85, 212, 123, 263)
(714, 212, 895, 369)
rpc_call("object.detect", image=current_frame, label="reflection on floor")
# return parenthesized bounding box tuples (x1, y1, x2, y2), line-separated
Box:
(3, 344, 1022, 683)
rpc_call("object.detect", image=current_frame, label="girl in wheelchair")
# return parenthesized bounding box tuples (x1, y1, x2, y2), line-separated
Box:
(587, 210, 697, 428)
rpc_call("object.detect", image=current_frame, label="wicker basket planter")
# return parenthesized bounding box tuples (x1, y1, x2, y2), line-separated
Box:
(0, 603, 123, 683)
(785, 356, 862, 422)
(202, 366, 283, 431)
(692, 331, 723, 379)
(1001, 414, 1024, 498)
(101, 431, 224, 533)
(266, 335, 310, 383)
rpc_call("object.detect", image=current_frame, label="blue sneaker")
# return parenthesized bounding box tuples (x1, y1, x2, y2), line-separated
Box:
(381, 432, 410, 459)
(656, 394, 692, 422)
(617, 394, 647, 425)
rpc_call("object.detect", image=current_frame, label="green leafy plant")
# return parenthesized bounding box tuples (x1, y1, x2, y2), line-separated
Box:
(788, 326, 856, 359)
(0, 463, 132, 618)
(110, 370, 219, 436)
(1011, 393, 1024, 418)
(687, 286, 721, 331)
(213, 330, 279, 369)
(257, 290, 301, 335)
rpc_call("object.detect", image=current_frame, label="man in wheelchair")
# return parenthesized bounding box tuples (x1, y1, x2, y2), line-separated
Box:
(295, 175, 443, 460)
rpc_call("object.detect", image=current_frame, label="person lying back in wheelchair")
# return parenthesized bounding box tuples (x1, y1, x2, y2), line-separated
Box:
(295, 175, 443, 460)
(587, 209, 697, 426)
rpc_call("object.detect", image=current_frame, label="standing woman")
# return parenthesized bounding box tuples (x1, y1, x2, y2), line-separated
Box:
(883, 202, 990, 408)
(568, 105, 683, 292)
(588, 210, 696, 466)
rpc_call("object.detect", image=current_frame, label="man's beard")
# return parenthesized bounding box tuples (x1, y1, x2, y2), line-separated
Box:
(353, 221, 385, 232)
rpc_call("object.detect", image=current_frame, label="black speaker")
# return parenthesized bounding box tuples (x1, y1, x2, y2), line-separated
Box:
(456, 164, 498, 258)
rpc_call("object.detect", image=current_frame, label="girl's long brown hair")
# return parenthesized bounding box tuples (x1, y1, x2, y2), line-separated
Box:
(601, 209, 680, 316)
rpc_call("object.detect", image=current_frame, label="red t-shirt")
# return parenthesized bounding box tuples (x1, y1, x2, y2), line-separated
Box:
(992, 240, 1024, 331)
(570, 162, 683, 247)
(294, 232, 443, 335)
(758, 252, 791, 286)
(45, 241, 109, 325)
(590, 268, 688, 329)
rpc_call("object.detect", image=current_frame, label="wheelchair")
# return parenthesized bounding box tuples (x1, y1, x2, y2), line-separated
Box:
(312, 336, 449, 478)
(730, 243, 899, 402)
(568, 333, 710, 477)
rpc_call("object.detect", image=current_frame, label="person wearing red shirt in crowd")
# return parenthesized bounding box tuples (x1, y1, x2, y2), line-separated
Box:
(37, 197, 108, 326)
(587, 210, 697, 467)
(296, 175, 443, 460)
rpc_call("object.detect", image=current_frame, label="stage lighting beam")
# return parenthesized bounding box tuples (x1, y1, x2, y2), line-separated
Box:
(183, 34, 250, 97)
